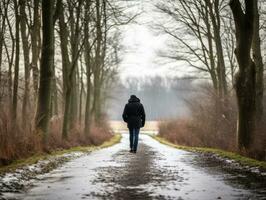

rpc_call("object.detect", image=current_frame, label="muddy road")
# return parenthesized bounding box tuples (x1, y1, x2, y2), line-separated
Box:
(3, 133, 266, 200)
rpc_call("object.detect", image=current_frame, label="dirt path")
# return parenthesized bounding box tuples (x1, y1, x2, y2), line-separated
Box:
(3, 133, 266, 200)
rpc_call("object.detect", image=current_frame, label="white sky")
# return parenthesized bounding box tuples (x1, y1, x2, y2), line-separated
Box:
(119, 24, 168, 77)
(118, 0, 190, 80)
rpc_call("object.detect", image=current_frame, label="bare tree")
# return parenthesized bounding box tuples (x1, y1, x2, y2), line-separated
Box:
(20, 0, 30, 123)
(31, 0, 41, 100)
(222, 13, 237, 86)
(155, 0, 229, 98)
(58, 0, 84, 139)
(35, 0, 55, 140)
(91, 0, 103, 124)
(0, 0, 130, 146)
(11, 0, 20, 121)
(0, 1, 7, 90)
(84, 0, 93, 136)
(230, 0, 256, 150)
(3, 1, 15, 111)
(206, 0, 227, 98)
(252, 0, 264, 120)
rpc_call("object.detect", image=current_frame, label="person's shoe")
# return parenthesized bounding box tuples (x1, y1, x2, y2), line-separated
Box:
(133, 150, 137, 153)
(129, 149, 133, 153)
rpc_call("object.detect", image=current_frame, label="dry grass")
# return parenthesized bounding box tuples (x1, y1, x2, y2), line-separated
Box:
(158, 119, 201, 146)
(250, 114, 266, 160)
(0, 134, 122, 173)
(0, 109, 42, 165)
(0, 109, 113, 166)
(159, 85, 266, 161)
(153, 135, 266, 169)
(159, 93, 237, 150)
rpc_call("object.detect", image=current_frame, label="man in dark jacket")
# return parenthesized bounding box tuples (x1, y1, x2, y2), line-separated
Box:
(122, 95, 146, 153)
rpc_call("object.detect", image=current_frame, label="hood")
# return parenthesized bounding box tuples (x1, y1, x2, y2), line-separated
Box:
(128, 95, 140, 103)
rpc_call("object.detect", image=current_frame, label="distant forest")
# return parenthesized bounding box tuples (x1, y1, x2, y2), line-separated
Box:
(108, 76, 197, 120)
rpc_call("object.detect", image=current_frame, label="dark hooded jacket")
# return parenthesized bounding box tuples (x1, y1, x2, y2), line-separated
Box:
(122, 95, 146, 129)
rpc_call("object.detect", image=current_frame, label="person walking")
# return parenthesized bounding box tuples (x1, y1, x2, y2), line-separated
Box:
(122, 95, 146, 153)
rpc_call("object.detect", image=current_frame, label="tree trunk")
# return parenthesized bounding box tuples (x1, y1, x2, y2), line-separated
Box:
(206, 0, 227, 98)
(52, 64, 58, 116)
(31, 0, 41, 100)
(0, 37, 2, 94)
(12, 0, 20, 121)
(84, 0, 92, 135)
(35, 0, 54, 140)
(57, 0, 70, 100)
(230, 0, 256, 151)
(92, 0, 102, 124)
(57, 0, 71, 139)
(20, 0, 30, 123)
(58, 0, 82, 139)
(69, 1, 82, 129)
(203, 7, 218, 92)
(4, 5, 15, 114)
(252, 0, 264, 120)
(78, 63, 84, 124)
(84, 42, 92, 136)
(6, 39, 13, 113)
(62, 84, 72, 139)
(50, 66, 58, 116)
(0, 2, 6, 91)
(70, 67, 78, 128)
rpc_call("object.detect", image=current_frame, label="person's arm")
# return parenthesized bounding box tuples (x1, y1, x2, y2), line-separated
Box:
(141, 104, 146, 127)
(122, 104, 128, 122)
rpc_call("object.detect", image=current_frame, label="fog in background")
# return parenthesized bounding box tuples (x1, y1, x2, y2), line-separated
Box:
(118, 0, 196, 80)
(107, 76, 198, 120)
(107, 0, 202, 120)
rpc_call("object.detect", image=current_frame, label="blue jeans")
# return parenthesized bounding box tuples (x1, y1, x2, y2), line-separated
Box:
(129, 128, 140, 151)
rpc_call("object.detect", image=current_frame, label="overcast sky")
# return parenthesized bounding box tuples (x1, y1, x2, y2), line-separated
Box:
(118, 0, 192, 80)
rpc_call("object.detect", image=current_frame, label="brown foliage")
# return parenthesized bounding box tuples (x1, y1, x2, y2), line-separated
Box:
(0, 109, 42, 165)
(48, 117, 113, 149)
(0, 110, 113, 166)
(159, 88, 233, 149)
(250, 107, 266, 160)
(159, 85, 266, 160)
(158, 119, 201, 146)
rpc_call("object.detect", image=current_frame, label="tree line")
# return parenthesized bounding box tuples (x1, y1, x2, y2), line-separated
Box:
(0, 0, 130, 145)
(109, 76, 196, 120)
(155, 0, 265, 154)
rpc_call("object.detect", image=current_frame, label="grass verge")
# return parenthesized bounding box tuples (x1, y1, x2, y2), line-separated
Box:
(152, 135, 266, 169)
(0, 133, 122, 173)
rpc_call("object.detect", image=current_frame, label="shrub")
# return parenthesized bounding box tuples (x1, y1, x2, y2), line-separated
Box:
(159, 84, 266, 160)
(0, 108, 113, 166)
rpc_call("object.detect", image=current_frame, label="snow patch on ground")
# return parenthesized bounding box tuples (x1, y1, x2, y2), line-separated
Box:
(198, 152, 266, 177)
(0, 151, 85, 197)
